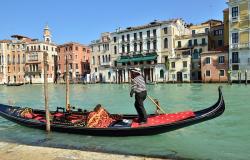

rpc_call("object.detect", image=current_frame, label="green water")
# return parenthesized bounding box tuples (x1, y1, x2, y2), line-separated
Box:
(0, 84, 249, 160)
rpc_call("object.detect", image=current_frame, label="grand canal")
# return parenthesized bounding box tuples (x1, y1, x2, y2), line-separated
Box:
(0, 84, 249, 160)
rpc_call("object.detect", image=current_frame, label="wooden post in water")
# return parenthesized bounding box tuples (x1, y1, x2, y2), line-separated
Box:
(43, 52, 51, 132)
(65, 57, 70, 111)
(245, 70, 248, 85)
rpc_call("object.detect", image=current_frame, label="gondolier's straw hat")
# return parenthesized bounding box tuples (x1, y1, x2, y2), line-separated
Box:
(130, 68, 141, 74)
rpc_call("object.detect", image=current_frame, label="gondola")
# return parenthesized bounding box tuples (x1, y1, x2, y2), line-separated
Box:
(6, 83, 24, 86)
(0, 87, 225, 137)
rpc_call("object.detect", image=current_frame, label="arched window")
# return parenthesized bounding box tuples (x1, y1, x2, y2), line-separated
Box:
(108, 72, 111, 80)
(164, 38, 168, 48)
(18, 54, 20, 64)
(105, 55, 108, 62)
(92, 56, 95, 65)
(102, 55, 105, 62)
(108, 55, 111, 62)
(160, 69, 164, 78)
(114, 46, 117, 54)
(7, 54, 10, 64)
(22, 54, 25, 64)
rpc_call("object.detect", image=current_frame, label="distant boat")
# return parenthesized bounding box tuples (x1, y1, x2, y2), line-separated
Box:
(0, 87, 225, 137)
(6, 83, 24, 87)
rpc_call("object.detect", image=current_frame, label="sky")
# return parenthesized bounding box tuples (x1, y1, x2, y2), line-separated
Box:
(0, 0, 228, 45)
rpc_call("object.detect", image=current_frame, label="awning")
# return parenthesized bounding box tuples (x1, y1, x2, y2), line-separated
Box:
(117, 54, 157, 63)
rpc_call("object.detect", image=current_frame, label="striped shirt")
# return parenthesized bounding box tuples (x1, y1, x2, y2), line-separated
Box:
(131, 75, 146, 93)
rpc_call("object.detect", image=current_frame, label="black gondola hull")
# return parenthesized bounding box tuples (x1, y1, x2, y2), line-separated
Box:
(0, 87, 225, 136)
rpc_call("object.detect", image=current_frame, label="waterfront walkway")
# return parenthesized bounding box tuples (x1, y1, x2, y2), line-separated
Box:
(0, 142, 168, 160)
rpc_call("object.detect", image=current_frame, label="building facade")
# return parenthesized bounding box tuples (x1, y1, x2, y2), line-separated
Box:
(57, 42, 90, 83)
(0, 36, 32, 84)
(201, 50, 229, 82)
(228, 0, 250, 81)
(0, 25, 59, 84)
(109, 19, 189, 83)
(89, 33, 113, 83)
(25, 26, 57, 84)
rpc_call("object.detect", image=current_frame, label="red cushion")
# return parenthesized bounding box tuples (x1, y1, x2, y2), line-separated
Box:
(53, 113, 64, 117)
(131, 110, 195, 128)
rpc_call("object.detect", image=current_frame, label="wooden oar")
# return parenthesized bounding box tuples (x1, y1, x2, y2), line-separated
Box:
(147, 95, 166, 114)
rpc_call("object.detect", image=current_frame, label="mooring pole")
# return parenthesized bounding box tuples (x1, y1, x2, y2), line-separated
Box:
(65, 57, 70, 111)
(43, 52, 50, 132)
(238, 71, 240, 84)
(245, 70, 248, 85)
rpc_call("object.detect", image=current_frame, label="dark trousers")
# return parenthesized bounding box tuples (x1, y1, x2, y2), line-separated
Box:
(134, 91, 147, 122)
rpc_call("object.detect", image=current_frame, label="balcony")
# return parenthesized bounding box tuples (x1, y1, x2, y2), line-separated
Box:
(230, 58, 240, 64)
(230, 43, 250, 50)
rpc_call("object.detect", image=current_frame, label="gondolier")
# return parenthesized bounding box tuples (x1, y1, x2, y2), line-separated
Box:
(130, 68, 148, 124)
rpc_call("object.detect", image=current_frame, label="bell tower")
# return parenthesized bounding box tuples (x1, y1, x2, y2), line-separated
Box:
(43, 24, 51, 43)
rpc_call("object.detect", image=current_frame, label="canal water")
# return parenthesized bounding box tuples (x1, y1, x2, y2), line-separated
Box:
(0, 84, 249, 160)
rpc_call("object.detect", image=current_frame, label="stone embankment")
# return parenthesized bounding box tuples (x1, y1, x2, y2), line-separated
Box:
(0, 142, 169, 160)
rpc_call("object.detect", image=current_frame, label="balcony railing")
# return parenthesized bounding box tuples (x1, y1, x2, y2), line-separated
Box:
(230, 42, 250, 50)
(230, 58, 240, 64)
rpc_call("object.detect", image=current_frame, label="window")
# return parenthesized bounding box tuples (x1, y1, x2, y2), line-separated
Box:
(205, 57, 211, 64)
(139, 32, 142, 39)
(188, 40, 192, 47)
(127, 44, 130, 53)
(134, 33, 137, 40)
(193, 49, 199, 59)
(205, 28, 209, 34)
(108, 55, 111, 62)
(163, 27, 168, 34)
(147, 41, 150, 50)
(114, 46, 117, 54)
(206, 70, 211, 77)
(18, 55, 20, 64)
(22, 54, 25, 64)
(178, 41, 181, 48)
(122, 45, 125, 53)
(194, 39, 198, 46)
(140, 42, 143, 52)
(127, 34, 130, 41)
(160, 69, 164, 78)
(147, 30, 150, 38)
(218, 56, 225, 64)
(163, 38, 168, 49)
(122, 35, 125, 42)
(202, 38, 206, 45)
(199, 48, 202, 53)
(219, 70, 225, 76)
(232, 52, 239, 63)
(153, 40, 157, 50)
(105, 55, 108, 62)
(183, 61, 187, 68)
(102, 55, 105, 62)
(113, 37, 117, 42)
(192, 30, 196, 35)
(76, 64, 78, 69)
(232, 6, 239, 18)
(92, 56, 95, 65)
(171, 62, 175, 68)
(219, 30, 223, 35)
(184, 74, 187, 79)
(232, 65, 239, 70)
(232, 32, 239, 44)
(218, 40, 223, 46)
(153, 29, 157, 37)
(134, 43, 137, 52)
